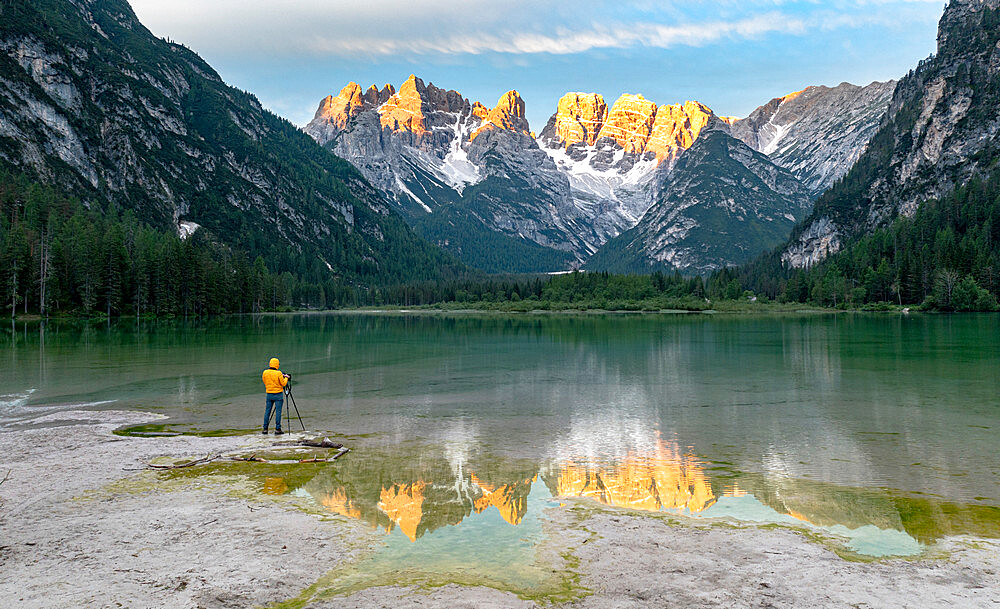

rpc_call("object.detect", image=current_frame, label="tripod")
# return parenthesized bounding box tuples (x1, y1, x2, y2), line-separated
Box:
(283, 378, 307, 432)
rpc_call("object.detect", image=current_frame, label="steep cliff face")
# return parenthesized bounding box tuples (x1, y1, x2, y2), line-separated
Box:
(587, 129, 812, 274)
(306, 76, 598, 272)
(539, 93, 715, 165)
(729, 81, 895, 195)
(0, 0, 458, 284)
(783, 0, 1000, 268)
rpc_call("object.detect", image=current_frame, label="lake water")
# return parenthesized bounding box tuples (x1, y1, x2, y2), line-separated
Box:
(4, 312, 1000, 594)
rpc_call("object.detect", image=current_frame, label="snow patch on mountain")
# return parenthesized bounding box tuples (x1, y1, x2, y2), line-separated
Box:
(395, 176, 432, 213)
(438, 113, 481, 192)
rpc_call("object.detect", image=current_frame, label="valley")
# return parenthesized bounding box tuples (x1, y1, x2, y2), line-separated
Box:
(3, 2, 1000, 608)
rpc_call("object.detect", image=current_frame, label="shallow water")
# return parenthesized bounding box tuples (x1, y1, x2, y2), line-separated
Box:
(5, 312, 1000, 566)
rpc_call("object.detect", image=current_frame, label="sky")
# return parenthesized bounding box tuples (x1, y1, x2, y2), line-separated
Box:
(128, 0, 946, 131)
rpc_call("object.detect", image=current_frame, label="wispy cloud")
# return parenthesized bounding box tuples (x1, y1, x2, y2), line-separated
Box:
(129, 0, 941, 58)
(303, 14, 810, 56)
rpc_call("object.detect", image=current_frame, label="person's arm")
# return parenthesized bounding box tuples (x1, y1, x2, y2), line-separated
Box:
(280, 372, 289, 388)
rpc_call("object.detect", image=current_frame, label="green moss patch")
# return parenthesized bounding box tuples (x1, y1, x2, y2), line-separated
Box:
(114, 423, 258, 438)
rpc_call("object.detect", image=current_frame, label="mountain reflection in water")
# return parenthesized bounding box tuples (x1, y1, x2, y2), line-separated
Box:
(549, 437, 716, 514)
(301, 449, 539, 541)
(283, 432, 998, 557)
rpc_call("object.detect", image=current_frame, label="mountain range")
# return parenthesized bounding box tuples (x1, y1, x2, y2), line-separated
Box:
(307, 77, 895, 273)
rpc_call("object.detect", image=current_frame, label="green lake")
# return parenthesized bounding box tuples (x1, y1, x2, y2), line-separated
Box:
(4, 312, 1000, 596)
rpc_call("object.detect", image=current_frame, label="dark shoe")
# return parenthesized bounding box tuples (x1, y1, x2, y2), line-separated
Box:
(275, 430, 284, 436)
(262, 429, 268, 435)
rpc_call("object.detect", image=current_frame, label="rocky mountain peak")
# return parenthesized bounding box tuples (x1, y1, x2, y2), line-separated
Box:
(304, 70, 896, 275)
(540, 92, 718, 164)
(728, 80, 896, 195)
(597, 94, 659, 154)
(533, 92, 722, 250)
(548, 92, 609, 147)
(336, 81, 363, 103)
(309, 82, 371, 141)
(471, 90, 530, 140)
(780, 89, 806, 104)
(363, 83, 395, 105)
(492, 90, 526, 123)
(307, 74, 475, 148)
(471, 101, 490, 121)
(646, 100, 715, 161)
(380, 74, 431, 135)
(586, 129, 814, 274)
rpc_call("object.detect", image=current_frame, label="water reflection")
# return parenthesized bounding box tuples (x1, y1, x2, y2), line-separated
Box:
(7, 313, 1000, 553)
(546, 436, 716, 514)
(471, 473, 535, 526)
(301, 447, 539, 542)
(279, 430, 1000, 557)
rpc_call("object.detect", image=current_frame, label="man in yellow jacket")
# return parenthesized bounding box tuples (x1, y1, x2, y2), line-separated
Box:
(262, 357, 289, 435)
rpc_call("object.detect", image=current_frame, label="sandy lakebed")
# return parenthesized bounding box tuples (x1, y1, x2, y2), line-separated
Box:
(0, 410, 999, 609)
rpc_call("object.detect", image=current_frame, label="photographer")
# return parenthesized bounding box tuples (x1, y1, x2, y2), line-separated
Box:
(261, 357, 290, 435)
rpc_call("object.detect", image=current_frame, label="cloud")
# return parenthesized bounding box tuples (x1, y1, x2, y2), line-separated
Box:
(129, 0, 942, 59)
(301, 14, 810, 56)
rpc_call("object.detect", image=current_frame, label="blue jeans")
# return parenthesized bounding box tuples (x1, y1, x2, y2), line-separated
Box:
(263, 392, 284, 431)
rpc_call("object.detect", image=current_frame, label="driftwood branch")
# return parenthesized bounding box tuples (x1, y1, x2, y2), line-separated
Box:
(0, 469, 10, 486)
(298, 438, 344, 449)
(294, 448, 350, 463)
(231, 455, 267, 463)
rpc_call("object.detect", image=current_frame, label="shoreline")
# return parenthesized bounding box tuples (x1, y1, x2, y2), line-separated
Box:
(2, 410, 998, 608)
(6, 305, 913, 325)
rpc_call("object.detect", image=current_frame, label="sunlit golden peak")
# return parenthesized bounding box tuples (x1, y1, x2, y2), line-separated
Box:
(781, 89, 806, 104)
(470, 90, 531, 141)
(548, 90, 716, 161)
(552, 92, 608, 147)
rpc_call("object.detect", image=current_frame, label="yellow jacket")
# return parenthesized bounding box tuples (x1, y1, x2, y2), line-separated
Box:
(262, 368, 288, 394)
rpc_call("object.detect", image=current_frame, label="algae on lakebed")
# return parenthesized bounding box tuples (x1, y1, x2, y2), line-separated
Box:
(113, 423, 258, 437)
(661, 468, 1000, 557)
(105, 436, 1000, 562)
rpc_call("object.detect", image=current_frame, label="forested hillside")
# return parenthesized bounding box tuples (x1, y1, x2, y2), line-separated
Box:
(720, 168, 1000, 311)
(0, 171, 396, 316)
(0, 0, 463, 316)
